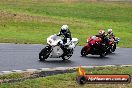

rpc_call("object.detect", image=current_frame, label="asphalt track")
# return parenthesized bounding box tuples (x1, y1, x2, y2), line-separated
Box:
(0, 43, 132, 72)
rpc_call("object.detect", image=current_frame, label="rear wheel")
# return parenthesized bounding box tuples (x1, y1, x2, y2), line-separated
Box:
(39, 46, 51, 61)
(81, 46, 88, 56)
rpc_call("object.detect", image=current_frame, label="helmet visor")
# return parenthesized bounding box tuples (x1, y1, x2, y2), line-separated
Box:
(61, 29, 67, 33)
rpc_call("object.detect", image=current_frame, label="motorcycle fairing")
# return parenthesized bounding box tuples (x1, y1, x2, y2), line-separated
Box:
(49, 46, 64, 58)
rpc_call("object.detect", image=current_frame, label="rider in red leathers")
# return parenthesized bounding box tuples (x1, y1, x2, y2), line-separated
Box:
(96, 29, 109, 45)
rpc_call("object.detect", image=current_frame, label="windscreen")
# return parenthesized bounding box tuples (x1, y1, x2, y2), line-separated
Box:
(51, 35, 60, 41)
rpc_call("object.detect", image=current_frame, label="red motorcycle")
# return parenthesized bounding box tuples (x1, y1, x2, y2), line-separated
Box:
(81, 36, 107, 57)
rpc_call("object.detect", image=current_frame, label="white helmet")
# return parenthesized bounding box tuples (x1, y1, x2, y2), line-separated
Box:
(61, 25, 69, 30)
(99, 29, 105, 35)
(108, 29, 112, 34)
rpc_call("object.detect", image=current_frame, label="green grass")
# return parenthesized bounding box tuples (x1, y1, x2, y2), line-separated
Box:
(0, 73, 23, 80)
(0, 0, 132, 47)
(0, 66, 132, 88)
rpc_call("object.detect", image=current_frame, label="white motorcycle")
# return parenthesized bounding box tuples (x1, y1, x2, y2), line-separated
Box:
(39, 34, 79, 61)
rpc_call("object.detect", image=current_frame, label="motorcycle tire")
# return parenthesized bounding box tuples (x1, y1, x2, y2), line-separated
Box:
(112, 44, 116, 52)
(39, 46, 51, 61)
(62, 49, 73, 61)
(100, 51, 106, 57)
(109, 45, 113, 53)
(81, 46, 87, 56)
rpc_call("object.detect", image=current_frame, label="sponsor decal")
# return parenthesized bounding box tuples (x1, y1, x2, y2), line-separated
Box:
(77, 66, 131, 84)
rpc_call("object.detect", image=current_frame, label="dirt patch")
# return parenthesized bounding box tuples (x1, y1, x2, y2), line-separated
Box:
(0, 69, 75, 84)
(0, 11, 88, 27)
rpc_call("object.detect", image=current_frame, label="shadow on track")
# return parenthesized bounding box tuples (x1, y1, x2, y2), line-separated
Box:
(80, 55, 109, 59)
(80, 52, 118, 59)
(38, 59, 73, 64)
(108, 53, 117, 55)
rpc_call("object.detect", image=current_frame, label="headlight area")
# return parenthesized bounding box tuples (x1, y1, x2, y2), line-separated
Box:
(49, 40, 52, 44)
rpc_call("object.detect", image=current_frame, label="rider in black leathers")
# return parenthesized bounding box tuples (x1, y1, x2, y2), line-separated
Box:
(57, 25, 72, 44)
(57, 25, 72, 55)
(107, 28, 115, 40)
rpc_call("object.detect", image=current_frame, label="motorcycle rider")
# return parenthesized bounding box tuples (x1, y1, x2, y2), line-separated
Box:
(95, 29, 109, 54)
(96, 29, 109, 45)
(57, 25, 72, 44)
(57, 25, 72, 55)
(107, 28, 115, 40)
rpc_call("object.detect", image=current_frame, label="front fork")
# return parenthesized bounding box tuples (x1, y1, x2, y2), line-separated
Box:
(84, 43, 91, 53)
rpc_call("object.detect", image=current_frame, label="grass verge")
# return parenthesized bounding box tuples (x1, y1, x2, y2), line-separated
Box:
(0, 0, 132, 47)
(0, 66, 132, 88)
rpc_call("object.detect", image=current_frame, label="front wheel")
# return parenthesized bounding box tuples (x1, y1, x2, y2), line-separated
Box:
(109, 45, 113, 53)
(39, 46, 51, 61)
(100, 51, 106, 57)
(62, 49, 73, 60)
(81, 46, 88, 56)
(112, 44, 116, 52)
